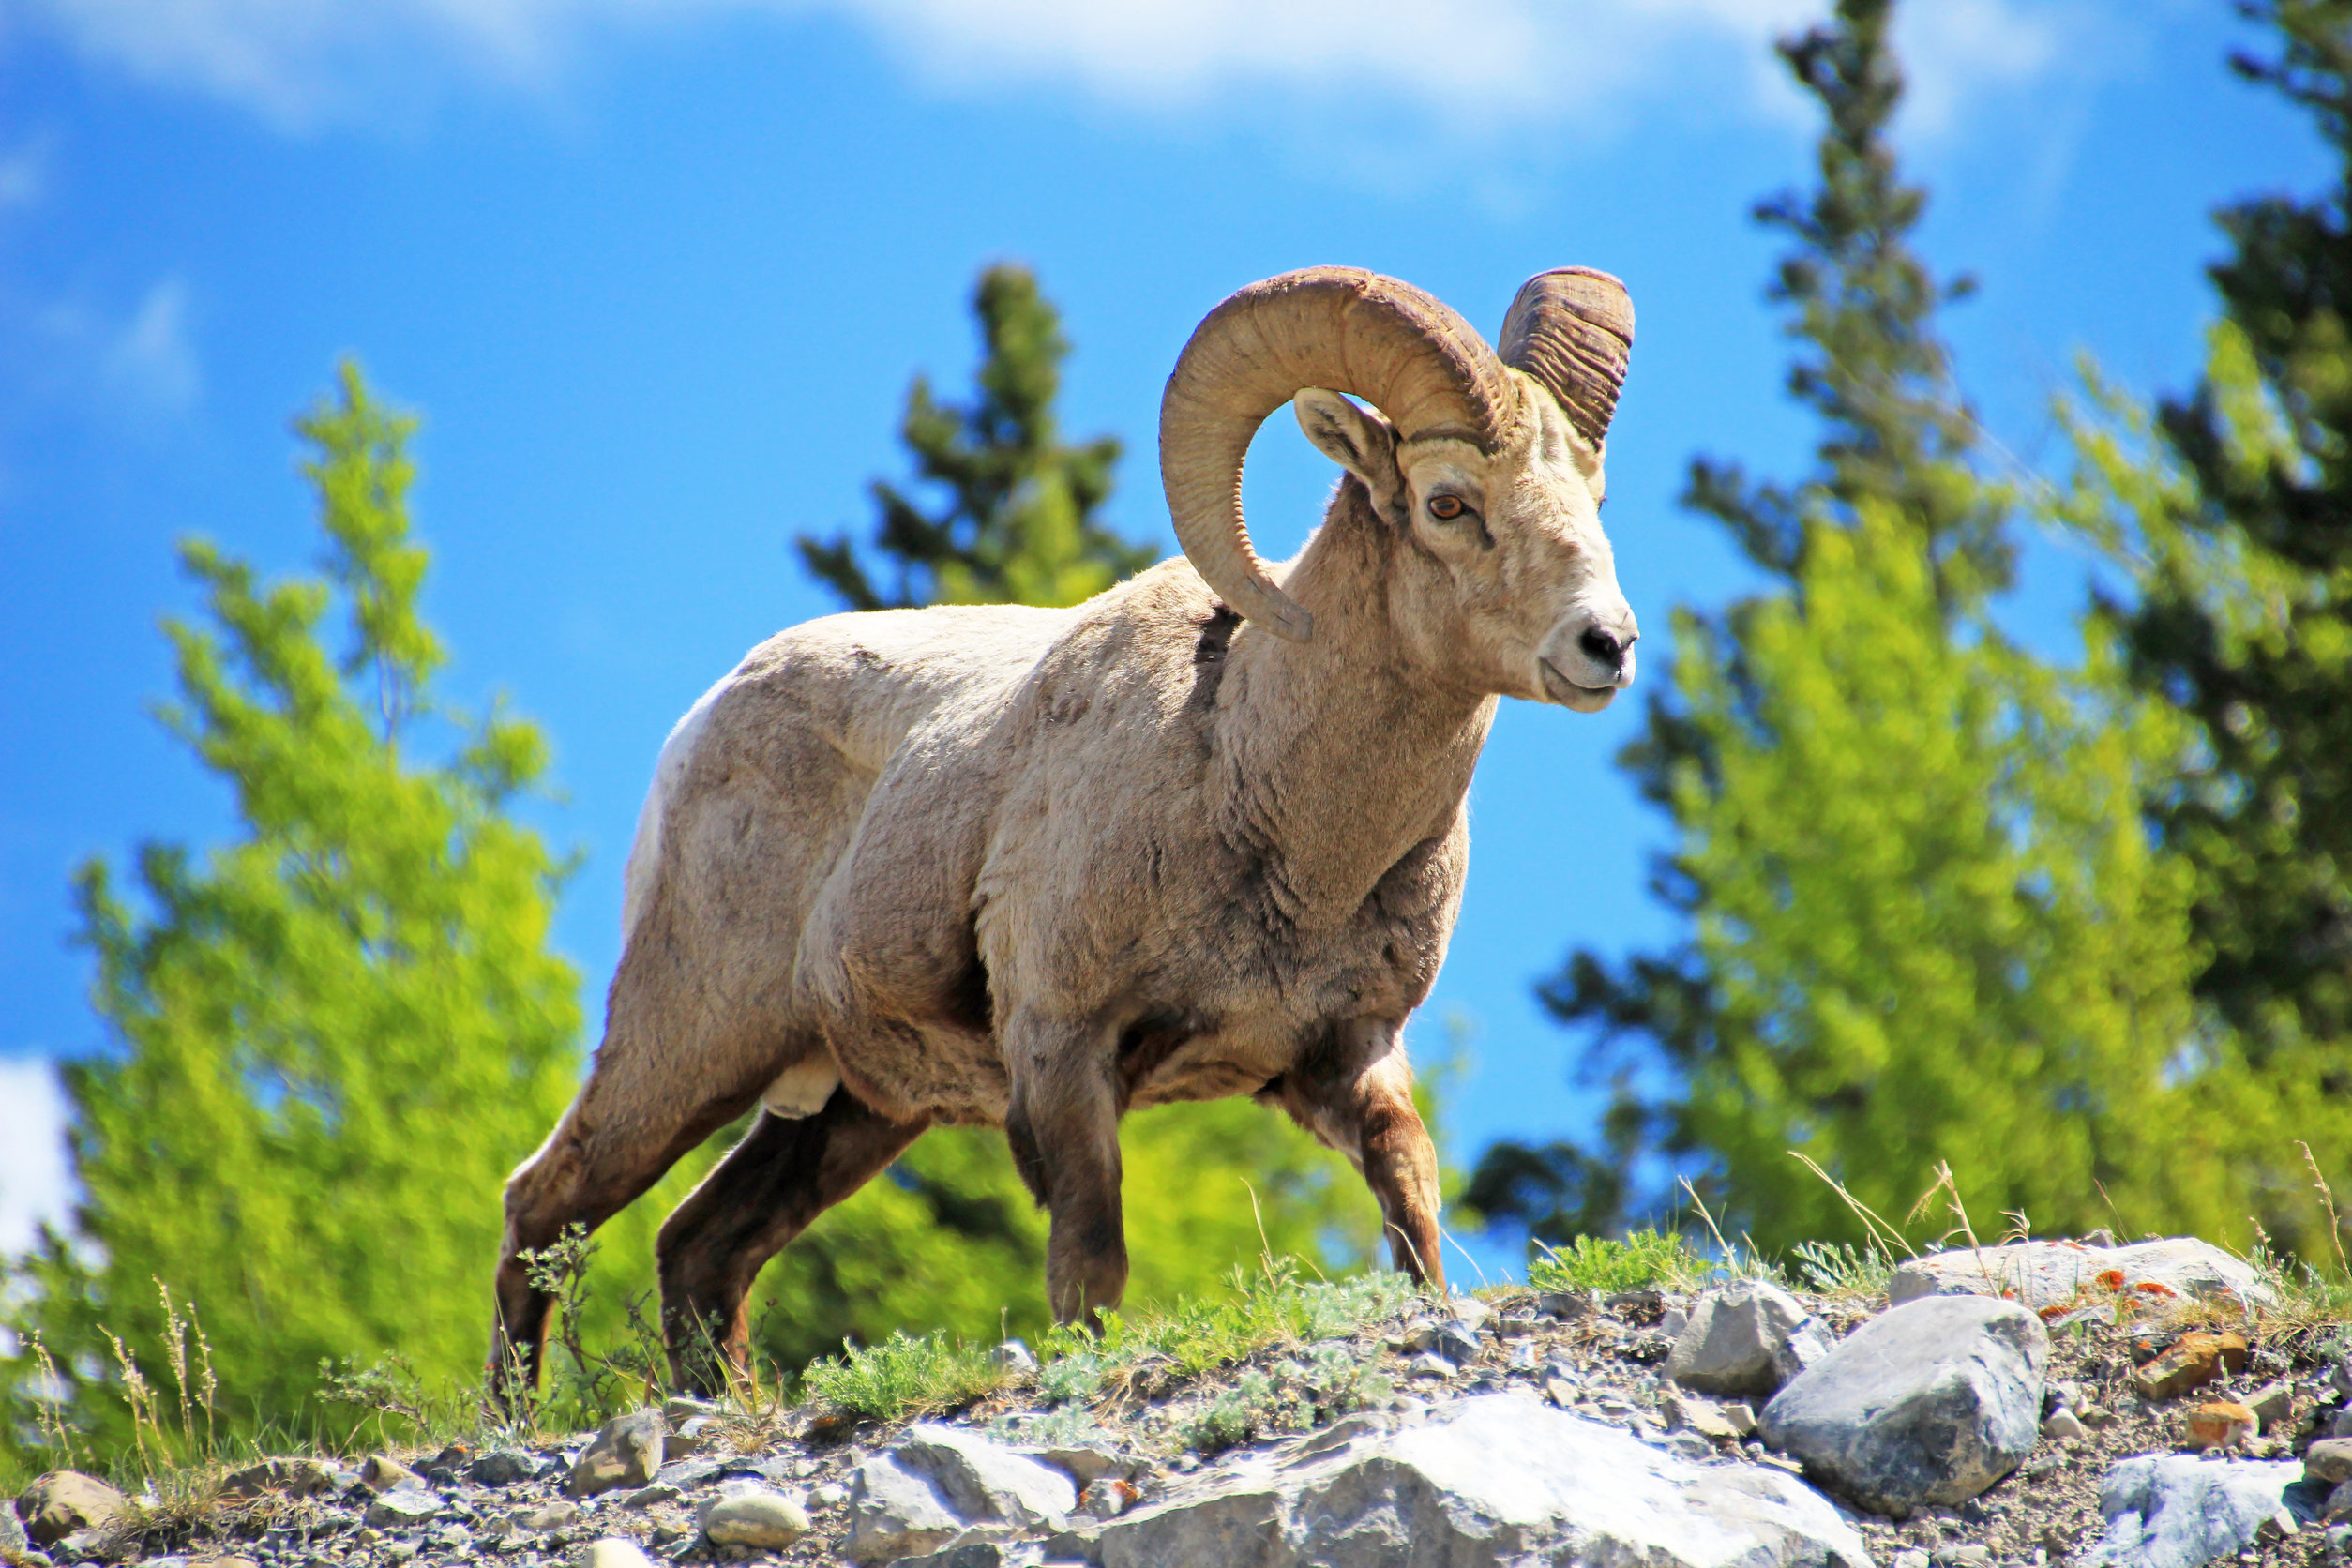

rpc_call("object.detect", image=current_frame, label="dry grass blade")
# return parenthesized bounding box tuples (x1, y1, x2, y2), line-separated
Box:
(1787, 1151, 1918, 1260)
(2301, 1139, 2350, 1280)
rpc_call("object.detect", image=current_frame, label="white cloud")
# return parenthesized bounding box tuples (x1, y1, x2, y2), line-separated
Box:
(0, 1057, 76, 1257)
(0, 136, 48, 209)
(99, 277, 204, 415)
(9, 0, 2095, 143)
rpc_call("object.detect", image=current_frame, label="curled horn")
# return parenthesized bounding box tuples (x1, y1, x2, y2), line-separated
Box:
(1159, 267, 1514, 643)
(1497, 267, 1634, 452)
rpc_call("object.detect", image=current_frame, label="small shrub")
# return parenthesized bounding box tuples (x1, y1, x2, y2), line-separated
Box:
(1036, 1353, 1106, 1407)
(1180, 1369, 1277, 1454)
(1789, 1240, 1893, 1301)
(1297, 1344, 1390, 1418)
(801, 1331, 1007, 1423)
(988, 1404, 1112, 1449)
(1528, 1229, 1704, 1295)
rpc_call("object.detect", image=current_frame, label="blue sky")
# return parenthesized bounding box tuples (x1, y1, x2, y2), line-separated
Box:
(0, 0, 2325, 1277)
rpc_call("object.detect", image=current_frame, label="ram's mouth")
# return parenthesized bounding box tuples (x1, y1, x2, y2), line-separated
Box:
(1540, 658, 1618, 713)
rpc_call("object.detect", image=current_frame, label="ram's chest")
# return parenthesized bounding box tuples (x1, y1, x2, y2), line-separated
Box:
(1103, 840, 1464, 1107)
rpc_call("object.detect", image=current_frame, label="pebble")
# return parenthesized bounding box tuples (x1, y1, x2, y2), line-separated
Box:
(2042, 1409, 2088, 1441)
(2244, 1379, 2294, 1431)
(357, 1455, 419, 1490)
(2311, 1437, 2352, 1485)
(1408, 1352, 1455, 1380)
(989, 1339, 1038, 1374)
(699, 1485, 811, 1548)
(579, 1539, 656, 1568)
(2184, 1402, 2257, 1451)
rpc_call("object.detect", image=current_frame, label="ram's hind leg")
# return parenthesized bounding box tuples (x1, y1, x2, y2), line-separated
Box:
(1268, 1018, 1446, 1293)
(656, 1089, 928, 1395)
(490, 933, 777, 1405)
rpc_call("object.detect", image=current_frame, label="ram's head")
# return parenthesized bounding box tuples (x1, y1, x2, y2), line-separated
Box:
(1160, 266, 1637, 711)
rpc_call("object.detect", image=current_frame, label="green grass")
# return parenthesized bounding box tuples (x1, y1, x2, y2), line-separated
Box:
(1787, 1239, 1894, 1301)
(798, 1331, 1010, 1423)
(796, 1256, 1425, 1431)
(1527, 1229, 1707, 1295)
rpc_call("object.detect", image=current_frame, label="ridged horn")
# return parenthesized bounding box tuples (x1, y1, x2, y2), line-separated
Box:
(1159, 267, 1514, 643)
(1498, 267, 1634, 451)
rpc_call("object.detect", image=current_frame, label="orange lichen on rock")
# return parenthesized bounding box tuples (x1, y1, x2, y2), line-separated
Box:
(2131, 1331, 2251, 1401)
(2184, 1401, 2257, 1451)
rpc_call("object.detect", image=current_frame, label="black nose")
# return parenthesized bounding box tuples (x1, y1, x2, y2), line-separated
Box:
(1578, 627, 1626, 668)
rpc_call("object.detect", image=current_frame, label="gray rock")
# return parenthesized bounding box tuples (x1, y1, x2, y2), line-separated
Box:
(1889, 1236, 2272, 1312)
(660, 1394, 715, 1425)
(651, 1458, 724, 1490)
(843, 1452, 962, 1564)
(1432, 1321, 1482, 1365)
(1022, 1446, 1139, 1486)
(567, 1410, 665, 1498)
(988, 1339, 1038, 1375)
(362, 1487, 443, 1530)
(893, 1424, 1076, 1530)
(665, 1415, 715, 1458)
(0, 1500, 26, 1558)
(885, 1540, 1026, 1568)
(2084, 1454, 2303, 1567)
(1096, 1390, 1868, 1568)
(357, 1455, 420, 1491)
(515, 1501, 579, 1532)
(2246, 1379, 2294, 1431)
(467, 1449, 536, 1487)
(1759, 1293, 2047, 1517)
(1079, 1478, 1138, 1519)
(218, 1457, 346, 1500)
(17, 1474, 128, 1549)
(1666, 1281, 1828, 1398)
(697, 1484, 810, 1548)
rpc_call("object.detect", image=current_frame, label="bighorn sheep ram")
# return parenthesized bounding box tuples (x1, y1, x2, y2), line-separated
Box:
(490, 265, 1637, 1395)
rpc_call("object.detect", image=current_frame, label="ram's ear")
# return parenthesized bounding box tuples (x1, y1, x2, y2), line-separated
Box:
(1294, 389, 1408, 526)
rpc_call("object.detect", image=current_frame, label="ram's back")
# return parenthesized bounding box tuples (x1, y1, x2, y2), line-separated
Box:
(619, 601, 1079, 972)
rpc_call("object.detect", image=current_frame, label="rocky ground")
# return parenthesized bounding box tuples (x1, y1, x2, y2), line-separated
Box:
(10, 1236, 2352, 1568)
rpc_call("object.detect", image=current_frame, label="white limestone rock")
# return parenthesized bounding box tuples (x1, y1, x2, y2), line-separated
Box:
(1096, 1391, 1869, 1568)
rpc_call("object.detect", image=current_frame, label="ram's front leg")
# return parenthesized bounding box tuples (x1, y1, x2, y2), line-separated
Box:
(1274, 1018, 1447, 1293)
(1002, 1013, 1127, 1327)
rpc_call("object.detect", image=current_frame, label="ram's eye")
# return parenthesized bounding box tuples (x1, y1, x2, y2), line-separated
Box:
(1428, 495, 1466, 521)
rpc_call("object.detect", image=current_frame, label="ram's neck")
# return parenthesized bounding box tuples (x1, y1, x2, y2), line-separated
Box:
(1210, 481, 1496, 928)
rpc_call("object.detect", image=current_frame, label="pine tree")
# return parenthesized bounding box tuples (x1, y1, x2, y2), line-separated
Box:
(1468, 0, 2227, 1254)
(2, 366, 585, 1459)
(2053, 1, 2352, 1252)
(796, 264, 1154, 611)
(758, 264, 1390, 1369)
(2108, 4, 2352, 1055)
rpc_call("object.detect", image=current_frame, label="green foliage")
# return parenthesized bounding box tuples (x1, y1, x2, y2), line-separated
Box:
(745, 1099, 1382, 1378)
(1473, 0, 2229, 1257)
(2049, 2, 2352, 1256)
(796, 263, 1154, 611)
(1061, 1258, 1420, 1383)
(1526, 1229, 1705, 1295)
(795, 1256, 1417, 1432)
(1787, 1239, 1894, 1301)
(2, 364, 588, 1470)
(798, 1330, 1009, 1423)
(1178, 1369, 1277, 1455)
